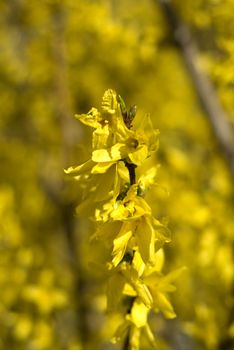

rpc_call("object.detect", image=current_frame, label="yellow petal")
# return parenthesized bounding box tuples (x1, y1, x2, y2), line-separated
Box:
(134, 281, 153, 308)
(111, 320, 131, 344)
(144, 324, 158, 348)
(135, 216, 155, 264)
(93, 165, 116, 201)
(129, 145, 148, 166)
(143, 249, 165, 276)
(111, 203, 128, 221)
(75, 107, 102, 128)
(133, 197, 152, 217)
(121, 264, 153, 308)
(102, 89, 118, 115)
(158, 267, 187, 293)
(129, 325, 141, 350)
(132, 251, 145, 277)
(123, 283, 137, 297)
(111, 143, 129, 160)
(92, 124, 110, 150)
(91, 161, 115, 174)
(112, 222, 133, 267)
(92, 143, 127, 162)
(153, 291, 176, 319)
(138, 166, 159, 192)
(138, 114, 159, 153)
(152, 217, 171, 243)
(64, 159, 94, 176)
(92, 149, 112, 162)
(161, 266, 187, 285)
(130, 299, 149, 328)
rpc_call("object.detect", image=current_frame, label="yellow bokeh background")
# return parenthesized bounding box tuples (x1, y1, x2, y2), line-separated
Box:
(0, 1, 233, 349)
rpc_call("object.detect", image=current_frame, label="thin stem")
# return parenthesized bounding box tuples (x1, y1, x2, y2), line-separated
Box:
(121, 104, 137, 350)
(122, 296, 135, 350)
(125, 162, 137, 185)
(121, 101, 137, 186)
(123, 332, 130, 350)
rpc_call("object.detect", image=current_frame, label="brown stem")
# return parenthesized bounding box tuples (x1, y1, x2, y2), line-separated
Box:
(125, 162, 137, 185)
(121, 104, 138, 350)
(122, 100, 137, 186)
(122, 296, 136, 350)
(123, 332, 130, 350)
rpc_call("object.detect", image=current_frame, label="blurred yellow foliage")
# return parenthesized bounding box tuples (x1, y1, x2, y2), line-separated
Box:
(0, 0, 233, 349)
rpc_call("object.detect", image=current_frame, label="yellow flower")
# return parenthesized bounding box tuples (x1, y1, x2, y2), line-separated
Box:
(122, 251, 186, 319)
(137, 166, 160, 196)
(95, 185, 170, 266)
(65, 159, 130, 217)
(105, 250, 184, 322)
(65, 89, 159, 218)
(107, 254, 182, 349)
(64, 89, 179, 350)
(106, 261, 152, 313)
(73, 89, 158, 166)
(92, 90, 159, 166)
(111, 300, 158, 350)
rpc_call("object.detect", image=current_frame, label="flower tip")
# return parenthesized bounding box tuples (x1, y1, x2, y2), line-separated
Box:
(63, 167, 73, 175)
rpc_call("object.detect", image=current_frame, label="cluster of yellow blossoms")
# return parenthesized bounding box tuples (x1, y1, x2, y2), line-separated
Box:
(65, 90, 183, 349)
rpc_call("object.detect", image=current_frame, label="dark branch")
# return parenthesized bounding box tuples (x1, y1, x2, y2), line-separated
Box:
(125, 162, 137, 185)
(123, 332, 130, 350)
(120, 99, 138, 350)
(122, 296, 135, 350)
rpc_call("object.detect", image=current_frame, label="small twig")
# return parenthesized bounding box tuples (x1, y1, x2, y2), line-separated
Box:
(120, 102, 138, 350)
(123, 332, 130, 350)
(125, 161, 137, 185)
(122, 296, 135, 350)
(120, 98, 138, 186)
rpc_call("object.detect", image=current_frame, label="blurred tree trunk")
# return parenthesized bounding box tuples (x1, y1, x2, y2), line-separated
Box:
(158, 0, 234, 176)
(49, 3, 90, 348)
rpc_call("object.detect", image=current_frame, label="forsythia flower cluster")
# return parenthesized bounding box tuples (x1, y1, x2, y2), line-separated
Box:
(65, 90, 183, 349)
